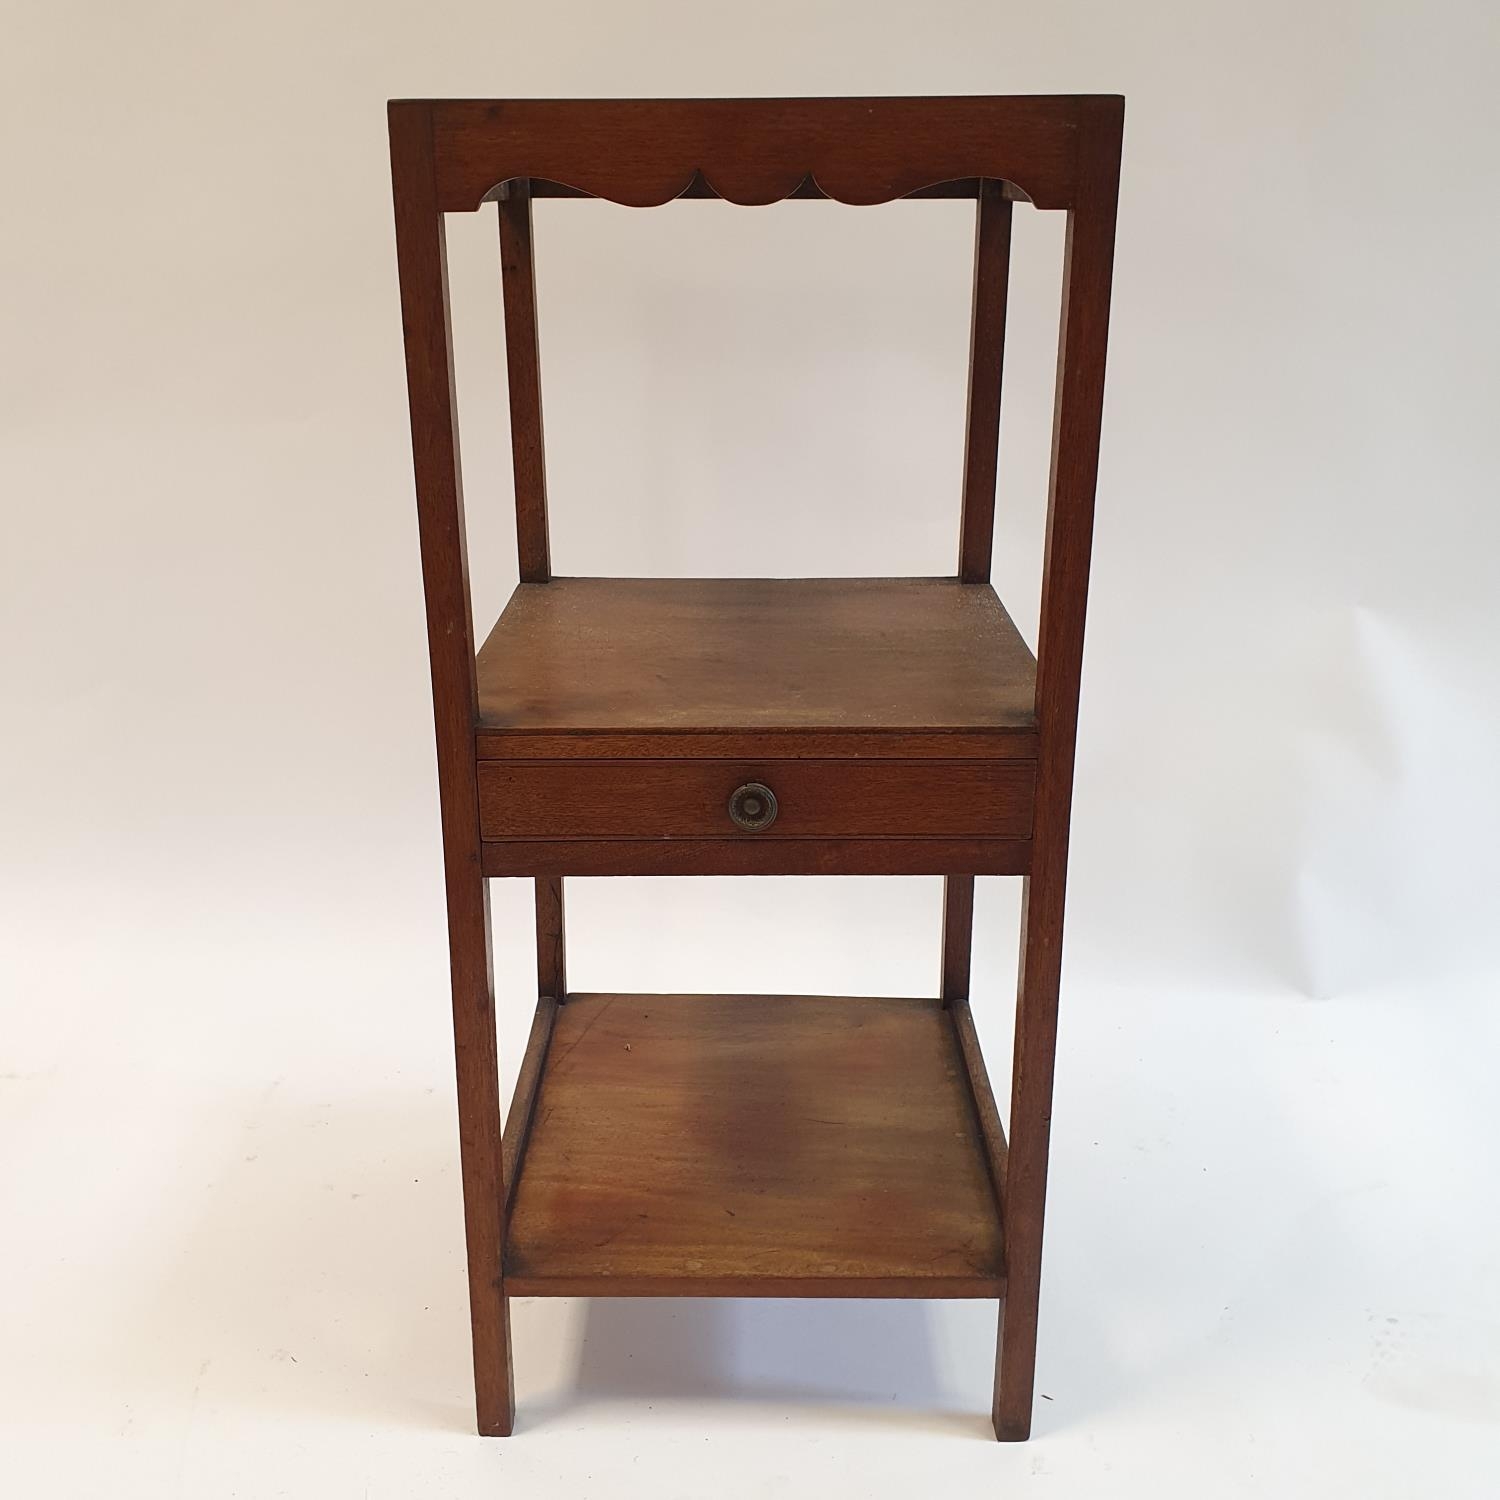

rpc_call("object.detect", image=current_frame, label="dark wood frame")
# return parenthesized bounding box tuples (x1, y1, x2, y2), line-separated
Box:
(390, 94, 1122, 1440)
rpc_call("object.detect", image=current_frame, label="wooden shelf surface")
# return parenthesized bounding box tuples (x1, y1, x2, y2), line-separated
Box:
(504, 992, 1006, 1297)
(476, 577, 1037, 748)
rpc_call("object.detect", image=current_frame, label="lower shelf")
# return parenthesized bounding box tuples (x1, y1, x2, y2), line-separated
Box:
(504, 992, 1007, 1298)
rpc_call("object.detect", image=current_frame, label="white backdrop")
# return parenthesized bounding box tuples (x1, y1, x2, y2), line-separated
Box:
(3, 2, 1498, 1496)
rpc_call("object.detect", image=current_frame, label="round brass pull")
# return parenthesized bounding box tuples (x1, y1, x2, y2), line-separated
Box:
(728, 782, 778, 832)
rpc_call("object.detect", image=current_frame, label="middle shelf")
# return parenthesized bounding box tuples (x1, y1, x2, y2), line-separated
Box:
(471, 577, 1041, 878)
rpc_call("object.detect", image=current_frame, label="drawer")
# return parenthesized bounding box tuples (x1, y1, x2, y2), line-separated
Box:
(477, 759, 1035, 841)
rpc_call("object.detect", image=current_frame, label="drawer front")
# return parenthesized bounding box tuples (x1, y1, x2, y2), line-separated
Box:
(478, 759, 1035, 841)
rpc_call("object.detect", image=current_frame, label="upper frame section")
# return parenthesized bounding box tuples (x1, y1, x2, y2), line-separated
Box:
(389, 95, 1123, 212)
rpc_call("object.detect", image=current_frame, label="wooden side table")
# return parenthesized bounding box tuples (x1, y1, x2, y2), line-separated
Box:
(389, 95, 1123, 1440)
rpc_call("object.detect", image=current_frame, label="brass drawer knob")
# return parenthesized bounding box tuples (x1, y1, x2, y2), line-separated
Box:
(728, 782, 778, 832)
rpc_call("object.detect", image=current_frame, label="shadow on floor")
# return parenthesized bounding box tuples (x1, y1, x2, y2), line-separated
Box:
(519, 1296, 992, 1436)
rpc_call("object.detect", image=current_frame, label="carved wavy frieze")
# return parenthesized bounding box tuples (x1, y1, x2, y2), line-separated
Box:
(423, 97, 1100, 212)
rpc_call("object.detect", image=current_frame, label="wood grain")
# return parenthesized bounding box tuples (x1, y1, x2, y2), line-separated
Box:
(421, 96, 1106, 210)
(505, 994, 1006, 1296)
(475, 728, 1039, 761)
(476, 577, 1036, 736)
(958, 180, 1013, 583)
(480, 837, 1032, 879)
(478, 758, 1035, 841)
(949, 997, 1009, 1217)
(389, 99, 513, 1437)
(497, 180, 550, 581)
(534, 877, 566, 999)
(941, 875, 976, 1003)
(529, 176, 991, 201)
(994, 94, 1124, 1444)
(501, 996, 557, 1215)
